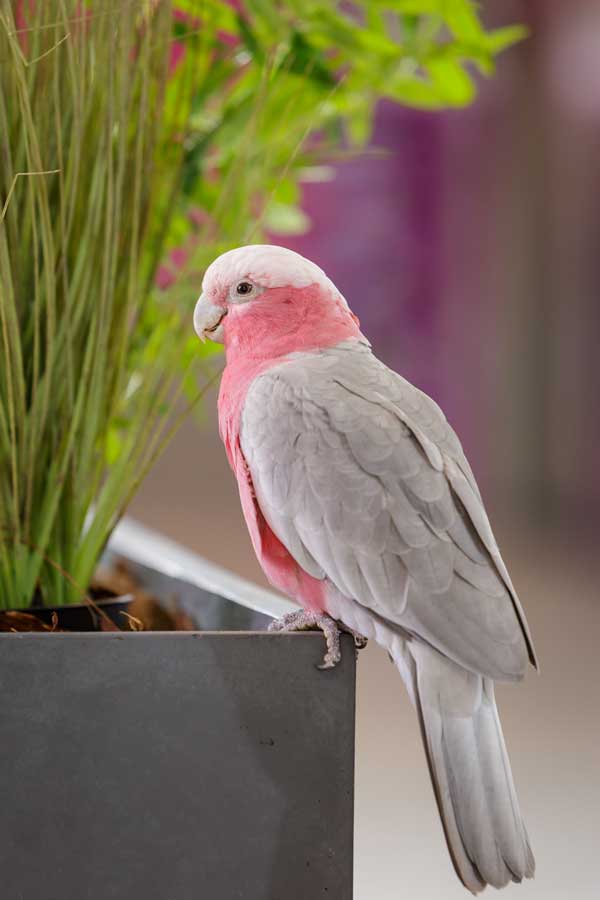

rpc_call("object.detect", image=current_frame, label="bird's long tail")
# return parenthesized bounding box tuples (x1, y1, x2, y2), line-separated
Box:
(399, 641, 535, 893)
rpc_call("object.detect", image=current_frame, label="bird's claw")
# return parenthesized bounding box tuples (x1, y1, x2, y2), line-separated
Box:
(268, 609, 367, 669)
(344, 627, 368, 650)
(317, 646, 342, 670)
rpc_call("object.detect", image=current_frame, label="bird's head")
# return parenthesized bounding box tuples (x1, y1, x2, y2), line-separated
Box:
(194, 244, 363, 360)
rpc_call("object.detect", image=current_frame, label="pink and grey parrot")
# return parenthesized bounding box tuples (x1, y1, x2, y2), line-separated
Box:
(193, 244, 537, 893)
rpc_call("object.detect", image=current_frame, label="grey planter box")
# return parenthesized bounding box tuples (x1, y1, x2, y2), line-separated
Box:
(0, 520, 356, 900)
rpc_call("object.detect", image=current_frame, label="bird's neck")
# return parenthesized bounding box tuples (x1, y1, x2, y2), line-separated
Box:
(217, 284, 363, 468)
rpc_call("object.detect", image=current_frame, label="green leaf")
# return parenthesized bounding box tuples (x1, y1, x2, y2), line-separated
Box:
(385, 72, 446, 108)
(263, 201, 311, 235)
(176, 0, 238, 32)
(346, 97, 373, 146)
(443, 0, 487, 43)
(105, 426, 123, 466)
(272, 177, 300, 205)
(281, 31, 336, 87)
(236, 13, 264, 61)
(426, 58, 475, 106)
(485, 25, 529, 54)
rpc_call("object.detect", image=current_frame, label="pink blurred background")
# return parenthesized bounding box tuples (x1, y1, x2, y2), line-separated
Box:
(132, 3, 600, 897)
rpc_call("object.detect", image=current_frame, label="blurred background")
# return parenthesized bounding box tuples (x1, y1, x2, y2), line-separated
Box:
(131, 1, 600, 897)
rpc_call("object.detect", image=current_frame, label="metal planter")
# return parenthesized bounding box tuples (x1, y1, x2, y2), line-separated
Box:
(0, 519, 356, 900)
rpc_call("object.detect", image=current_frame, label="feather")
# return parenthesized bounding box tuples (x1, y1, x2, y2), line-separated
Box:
(406, 641, 535, 893)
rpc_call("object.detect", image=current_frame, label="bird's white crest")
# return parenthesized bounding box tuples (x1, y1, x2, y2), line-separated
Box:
(202, 244, 347, 304)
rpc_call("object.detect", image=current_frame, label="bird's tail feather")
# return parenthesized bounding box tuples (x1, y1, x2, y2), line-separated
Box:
(402, 642, 535, 893)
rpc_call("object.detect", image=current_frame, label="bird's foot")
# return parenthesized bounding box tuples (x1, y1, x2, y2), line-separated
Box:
(343, 625, 369, 650)
(268, 609, 367, 669)
(269, 609, 341, 669)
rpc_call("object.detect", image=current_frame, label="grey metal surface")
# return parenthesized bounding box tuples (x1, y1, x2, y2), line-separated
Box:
(0, 631, 355, 900)
(106, 517, 296, 629)
(105, 550, 273, 632)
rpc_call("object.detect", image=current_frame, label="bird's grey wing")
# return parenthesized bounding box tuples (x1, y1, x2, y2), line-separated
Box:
(329, 344, 536, 665)
(240, 344, 536, 680)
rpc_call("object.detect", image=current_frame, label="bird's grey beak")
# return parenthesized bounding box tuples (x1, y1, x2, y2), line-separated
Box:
(193, 293, 227, 344)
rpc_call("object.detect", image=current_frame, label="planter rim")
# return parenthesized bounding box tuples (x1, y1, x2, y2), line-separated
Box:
(25, 593, 134, 613)
(0, 630, 330, 642)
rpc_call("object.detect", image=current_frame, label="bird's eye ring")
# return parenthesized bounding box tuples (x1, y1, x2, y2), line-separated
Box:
(236, 281, 253, 296)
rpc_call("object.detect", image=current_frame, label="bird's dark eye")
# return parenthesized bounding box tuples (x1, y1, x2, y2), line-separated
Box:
(236, 281, 253, 295)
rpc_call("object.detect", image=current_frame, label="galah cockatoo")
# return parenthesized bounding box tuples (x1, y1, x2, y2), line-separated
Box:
(193, 244, 537, 893)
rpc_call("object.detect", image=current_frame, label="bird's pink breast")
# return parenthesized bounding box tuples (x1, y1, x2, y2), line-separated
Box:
(218, 359, 327, 611)
(217, 282, 361, 610)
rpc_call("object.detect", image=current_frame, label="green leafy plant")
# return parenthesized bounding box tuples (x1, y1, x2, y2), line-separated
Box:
(0, 0, 524, 608)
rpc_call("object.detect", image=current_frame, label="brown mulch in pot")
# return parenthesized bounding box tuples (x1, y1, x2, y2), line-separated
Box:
(1, 559, 196, 633)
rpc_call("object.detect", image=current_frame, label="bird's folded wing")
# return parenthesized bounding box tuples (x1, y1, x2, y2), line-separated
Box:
(240, 344, 537, 680)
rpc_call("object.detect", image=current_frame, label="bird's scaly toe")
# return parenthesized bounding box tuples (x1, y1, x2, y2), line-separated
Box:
(268, 609, 345, 669)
